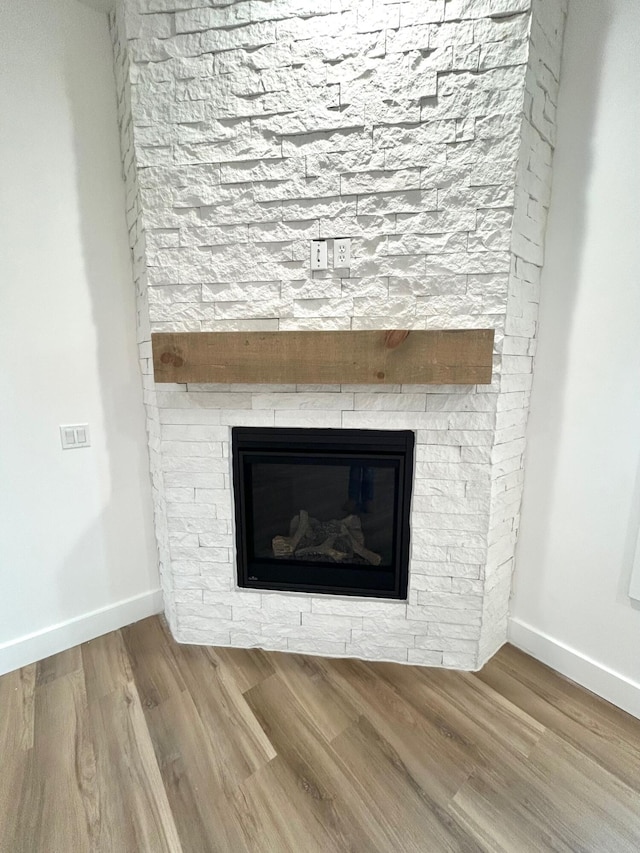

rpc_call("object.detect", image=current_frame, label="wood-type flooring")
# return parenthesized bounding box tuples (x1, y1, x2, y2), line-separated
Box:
(1, 615, 639, 852)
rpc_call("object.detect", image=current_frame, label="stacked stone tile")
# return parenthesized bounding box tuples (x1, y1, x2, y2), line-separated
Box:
(110, 6, 173, 616)
(110, 0, 567, 668)
(481, 0, 566, 662)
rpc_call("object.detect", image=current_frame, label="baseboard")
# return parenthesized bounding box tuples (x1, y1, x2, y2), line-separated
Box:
(0, 589, 164, 676)
(508, 617, 640, 720)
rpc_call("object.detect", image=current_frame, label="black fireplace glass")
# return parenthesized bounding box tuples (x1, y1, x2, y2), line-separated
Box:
(232, 428, 414, 599)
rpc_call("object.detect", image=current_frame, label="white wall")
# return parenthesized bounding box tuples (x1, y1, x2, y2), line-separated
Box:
(511, 0, 640, 717)
(0, 0, 160, 673)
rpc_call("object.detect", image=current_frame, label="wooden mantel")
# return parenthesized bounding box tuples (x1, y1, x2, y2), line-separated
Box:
(151, 329, 494, 386)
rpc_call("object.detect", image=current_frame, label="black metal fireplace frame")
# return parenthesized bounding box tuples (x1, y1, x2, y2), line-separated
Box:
(231, 427, 414, 600)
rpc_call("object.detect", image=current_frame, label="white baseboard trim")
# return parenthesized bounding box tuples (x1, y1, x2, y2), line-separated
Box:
(508, 617, 640, 720)
(0, 589, 164, 677)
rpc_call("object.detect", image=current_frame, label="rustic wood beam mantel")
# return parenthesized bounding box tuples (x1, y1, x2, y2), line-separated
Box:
(151, 329, 494, 386)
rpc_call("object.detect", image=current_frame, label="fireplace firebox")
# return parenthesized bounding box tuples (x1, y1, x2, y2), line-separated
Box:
(231, 427, 414, 599)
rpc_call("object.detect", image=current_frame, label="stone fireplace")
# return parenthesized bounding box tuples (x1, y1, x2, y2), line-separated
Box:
(109, 0, 567, 669)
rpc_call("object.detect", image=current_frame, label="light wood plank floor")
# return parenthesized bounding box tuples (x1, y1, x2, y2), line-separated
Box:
(1, 616, 639, 852)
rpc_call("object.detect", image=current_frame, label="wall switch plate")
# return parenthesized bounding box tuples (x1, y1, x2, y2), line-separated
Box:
(60, 424, 91, 450)
(310, 239, 328, 270)
(334, 237, 351, 268)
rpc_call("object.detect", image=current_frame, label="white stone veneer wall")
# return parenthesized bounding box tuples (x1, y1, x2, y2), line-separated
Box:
(110, 0, 566, 669)
(480, 0, 567, 662)
(110, 6, 177, 634)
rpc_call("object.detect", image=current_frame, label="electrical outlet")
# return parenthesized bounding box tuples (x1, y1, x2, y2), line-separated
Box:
(334, 237, 351, 268)
(60, 424, 91, 450)
(310, 239, 328, 270)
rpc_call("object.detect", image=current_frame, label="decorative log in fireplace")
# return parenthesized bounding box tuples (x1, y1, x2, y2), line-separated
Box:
(272, 509, 382, 566)
(152, 329, 494, 385)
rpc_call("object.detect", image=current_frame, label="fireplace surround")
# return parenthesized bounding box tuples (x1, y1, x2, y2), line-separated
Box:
(232, 427, 414, 599)
(109, 0, 568, 669)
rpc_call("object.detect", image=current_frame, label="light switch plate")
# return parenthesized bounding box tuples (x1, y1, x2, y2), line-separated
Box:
(60, 424, 91, 450)
(310, 239, 328, 270)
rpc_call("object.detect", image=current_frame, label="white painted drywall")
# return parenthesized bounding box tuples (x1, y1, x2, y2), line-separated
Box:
(630, 527, 640, 602)
(0, 0, 160, 672)
(511, 0, 640, 714)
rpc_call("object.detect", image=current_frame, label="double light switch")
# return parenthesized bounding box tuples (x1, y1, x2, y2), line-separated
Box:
(60, 424, 91, 450)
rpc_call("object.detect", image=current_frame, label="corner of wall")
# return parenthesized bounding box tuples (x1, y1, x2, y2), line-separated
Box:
(109, 1, 173, 630)
(479, 0, 569, 664)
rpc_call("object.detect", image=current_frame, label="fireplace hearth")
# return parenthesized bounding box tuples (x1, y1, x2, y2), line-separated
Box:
(232, 428, 414, 599)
